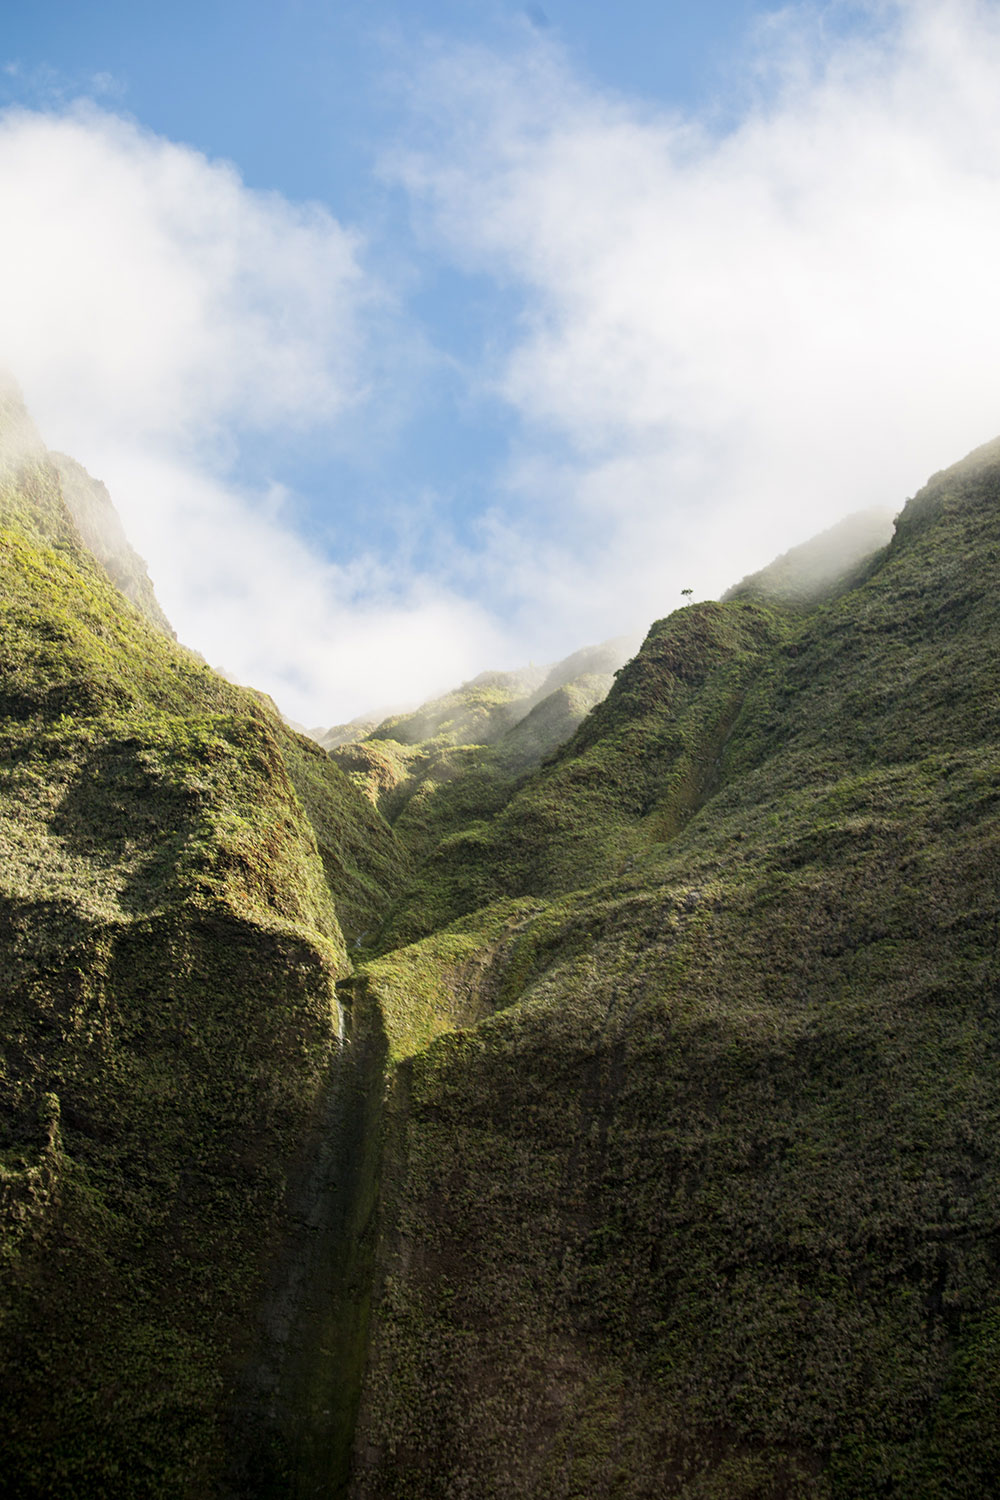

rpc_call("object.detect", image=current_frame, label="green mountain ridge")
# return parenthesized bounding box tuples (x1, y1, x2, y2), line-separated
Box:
(312, 634, 640, 757)
(51, 451, 177, 640)
(320, 634, 641, 896)
(722, 506, 897, 610)
(0, 388, 409, 1494)
(2, 387, 1000, 1498)
(348, 442, 1000, 1498)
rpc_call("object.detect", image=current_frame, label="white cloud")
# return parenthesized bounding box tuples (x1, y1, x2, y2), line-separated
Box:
(0, 104, 365, 439)
(390, 0, 1000, 634)
(0, 103, 502, 721)
(7, 6, 1000, 726)
(89, 443, 506, 726)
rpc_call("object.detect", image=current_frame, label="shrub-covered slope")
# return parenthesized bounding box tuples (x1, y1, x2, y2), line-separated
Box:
(326, 635, 639, 879)
(0, 396, 409, 1496)
(722, 506, 895, 610)
(7, 364, 1000, 1500)
(350, 442, 1000, 1499)
(376, 602, 790, 949)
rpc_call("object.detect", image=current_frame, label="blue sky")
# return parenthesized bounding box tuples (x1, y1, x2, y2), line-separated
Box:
(1, 0, 771, 569)
(2, 3, 767, 192)
(2, 2, 999, 721)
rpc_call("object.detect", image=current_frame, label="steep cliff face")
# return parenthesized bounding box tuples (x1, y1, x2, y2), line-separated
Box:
(0, 390, 409, 1496)
(349, 443, 1000, 1498)
(5, 372, 1000, 1500)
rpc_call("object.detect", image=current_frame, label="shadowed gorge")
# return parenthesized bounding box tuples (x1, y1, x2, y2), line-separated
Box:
(3, 383, 1000, 1498)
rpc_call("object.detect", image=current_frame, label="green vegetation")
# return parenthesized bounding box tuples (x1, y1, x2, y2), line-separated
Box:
(5, 377, 1000, 1499)
(0, 409, 408, 1496)
(52, 452, 177, 638)
(722, 505, 895, 611)
(376, 600, 789, 948)
(326, 639, 635, 890)
(349, 440, 1000, 1497)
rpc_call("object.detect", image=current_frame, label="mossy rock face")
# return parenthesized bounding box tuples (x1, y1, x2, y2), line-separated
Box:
(9, 364, 1000, 1500)
(1, 906, 343, 1497)
(351, 443, 1000, 1498)
(0, 395, 410, 1495)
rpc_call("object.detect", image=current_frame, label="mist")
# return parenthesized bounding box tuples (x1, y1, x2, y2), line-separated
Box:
(3, 2, 1000, 722)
